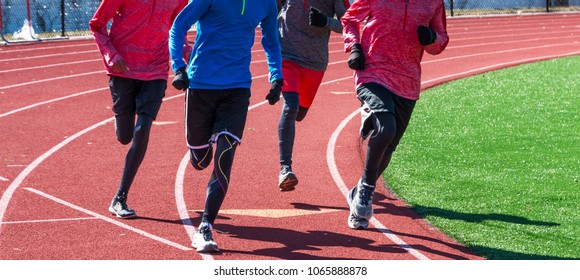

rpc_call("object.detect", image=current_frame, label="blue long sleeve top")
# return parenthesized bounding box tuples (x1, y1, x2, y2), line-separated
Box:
(169, 0, 283, 89)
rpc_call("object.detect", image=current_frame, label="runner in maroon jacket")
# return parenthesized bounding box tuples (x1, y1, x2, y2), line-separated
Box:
(341, 0, 449, 229)
(89, 0, 191, 219)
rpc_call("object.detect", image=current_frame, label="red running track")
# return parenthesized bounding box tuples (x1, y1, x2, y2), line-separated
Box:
(0, 13, 579, 260)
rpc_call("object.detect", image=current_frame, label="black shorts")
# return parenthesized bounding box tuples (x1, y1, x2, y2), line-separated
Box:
(109, 76, 167, 120)
(356, 82, 416, 139)
(185, 88, 251, 148)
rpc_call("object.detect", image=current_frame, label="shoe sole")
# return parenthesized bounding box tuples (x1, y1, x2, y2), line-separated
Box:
(347, 186, 373, 219)
(348, 214, 369, 230)
(192, 242, 219, 253)
(279, 176, 298, 192)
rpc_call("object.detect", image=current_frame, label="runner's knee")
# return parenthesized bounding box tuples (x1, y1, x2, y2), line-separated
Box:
(282, 92, 299, 110)
(115, 114, 135, 145)
(372, 112, 396, 143)
(296, 106, 309, 122)
(189, 145, 213, 170)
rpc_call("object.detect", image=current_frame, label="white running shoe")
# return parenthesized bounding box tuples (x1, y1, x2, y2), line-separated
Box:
(192, 223, 219, 252)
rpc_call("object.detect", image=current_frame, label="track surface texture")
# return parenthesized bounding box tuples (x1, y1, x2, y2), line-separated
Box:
(1, 13, 579, 260)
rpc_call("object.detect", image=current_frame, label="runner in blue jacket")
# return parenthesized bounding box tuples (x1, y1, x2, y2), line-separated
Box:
(169, 0, 283, 253)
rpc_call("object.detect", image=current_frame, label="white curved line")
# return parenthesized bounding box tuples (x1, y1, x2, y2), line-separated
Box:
(0, 88, 108, 118)
(0, 117, 113, 239)
(174, 152, 215, 259)
(0, 94, 185, 248)
(0, 70, 105, 90)
(0, 59, 101, 74)
(423, 51, 580, 86)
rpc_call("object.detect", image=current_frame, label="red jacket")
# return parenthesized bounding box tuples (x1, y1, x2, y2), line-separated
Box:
(342, 0, 449, 100)
(89, 0, 190, 81)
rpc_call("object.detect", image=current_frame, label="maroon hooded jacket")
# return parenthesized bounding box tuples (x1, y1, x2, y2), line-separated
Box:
(342, 0, 449, 100)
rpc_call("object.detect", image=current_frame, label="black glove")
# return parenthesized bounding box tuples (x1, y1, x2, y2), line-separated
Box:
(266, 79, 283, 105)
(417, 25, 437, 46)
(172, 67, 189, 91)
(309, 7, 328, 27)
(347, 43, 365, 70)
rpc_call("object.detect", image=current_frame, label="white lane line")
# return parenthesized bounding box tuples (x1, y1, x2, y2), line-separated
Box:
(0, 118, 113, 240)
(0, 65, 278, 118)
(174, 152, 214, 259)
(24, 187, 191, 251)
(445, 34, 580, 50)
(1, 217, 98, 224)
(0, 54, 274, 91)
(0, 87, 108, 118)
(326, 109, 430, 260)
(423, 51, 580, 86)
(423, 42, 580, 64)
(0, 42, 96, 53)
(0, 70, 105, 90)
(0, 50, 98, 63)
(0, 177, 8, 182)
(0, 59, 101, 74)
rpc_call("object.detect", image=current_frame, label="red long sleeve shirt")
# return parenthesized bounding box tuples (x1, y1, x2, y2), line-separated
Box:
(342, 0, 449, 100)
(89, 0, 190, 81)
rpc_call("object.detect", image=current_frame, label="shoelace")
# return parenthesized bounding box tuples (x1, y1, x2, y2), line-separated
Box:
(281, 166, 292, 175)
(199, 227, 213, 242)
(114, 200, 130, 211)
(358, 187, 373, 206)
(122, 203, 133, 211)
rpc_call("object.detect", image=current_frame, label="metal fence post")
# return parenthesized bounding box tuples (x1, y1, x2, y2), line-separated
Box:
(450, 0, 454, 17)
(0, 0, 3, 34)
(61, 0, 65, 37)
(0, 0, 5, 43)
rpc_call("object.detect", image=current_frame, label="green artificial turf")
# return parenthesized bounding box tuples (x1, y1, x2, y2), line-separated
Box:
(384, 56, 580, 259)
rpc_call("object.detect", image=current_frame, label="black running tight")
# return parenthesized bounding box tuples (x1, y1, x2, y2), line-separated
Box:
(361, 112, 396, 186)
(115, 114, 153, 198)
(202, 134, 238, 225)
(278, 91, 299, 167)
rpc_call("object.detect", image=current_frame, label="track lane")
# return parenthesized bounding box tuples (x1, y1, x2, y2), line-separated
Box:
(0, 13, 579, 259)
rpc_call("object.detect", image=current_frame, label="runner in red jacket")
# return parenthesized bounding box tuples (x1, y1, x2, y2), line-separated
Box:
(89, 0, 191, 219)
(341, 0, 449, 229)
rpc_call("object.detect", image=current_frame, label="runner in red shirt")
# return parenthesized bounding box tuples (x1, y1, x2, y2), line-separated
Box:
(341, 0, 449, 229)
(89, 0, 191, 219)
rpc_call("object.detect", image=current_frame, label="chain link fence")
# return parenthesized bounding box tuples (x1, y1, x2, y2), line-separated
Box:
(446, 0, 580, 16)
(1, 0, 100, 43)
(1, 0, 579, 43)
